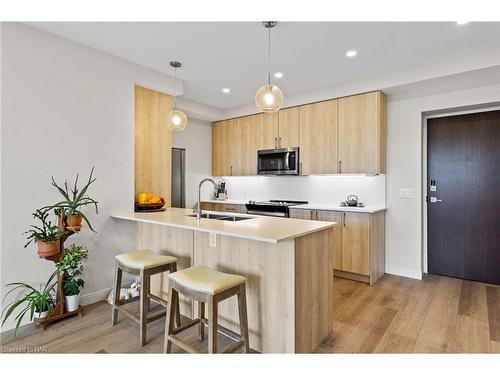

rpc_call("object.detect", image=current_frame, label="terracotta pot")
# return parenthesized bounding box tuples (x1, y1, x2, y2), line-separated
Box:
(37, 238, 61, 258)
(66, 214, 82, 231)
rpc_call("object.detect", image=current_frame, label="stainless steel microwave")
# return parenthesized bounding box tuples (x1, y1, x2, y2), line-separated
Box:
(257, 147, 299, 175)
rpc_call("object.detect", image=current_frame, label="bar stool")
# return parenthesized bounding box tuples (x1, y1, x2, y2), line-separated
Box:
(163, 265, 249, 354)
(112, 249, 180, 346)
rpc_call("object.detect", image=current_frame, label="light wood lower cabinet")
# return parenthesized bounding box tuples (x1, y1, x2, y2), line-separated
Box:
(200, 202, 246, 214)
(289, 208, 385, 285)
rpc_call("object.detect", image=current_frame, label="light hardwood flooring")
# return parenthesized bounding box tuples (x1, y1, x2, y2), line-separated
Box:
(2, 274, 500, 353)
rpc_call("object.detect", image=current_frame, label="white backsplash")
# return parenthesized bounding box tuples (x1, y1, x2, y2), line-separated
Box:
(215, 174, 386, 207)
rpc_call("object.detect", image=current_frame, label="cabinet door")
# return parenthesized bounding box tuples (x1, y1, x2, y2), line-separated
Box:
(299, 100, 338, 175)
(316, 211, 343, 270)
(341, 212, 370, 275)
(233, 115, 260, 175)
(289, 208, 315, 220)
(338, 91, 386, 174)
(278, 107, 300, 149)
(258, 112, 279, 150)
(200, 202, 214, 211)
(212, 120, 234, 176)
(213, 203, 246, 214)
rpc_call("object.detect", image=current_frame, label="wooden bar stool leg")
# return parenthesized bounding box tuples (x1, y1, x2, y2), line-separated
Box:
(208, 300, 218, 354)
(111, 264, 122, 326)
(198, 301, 205, 341)
(170, 263, 181, 328)
(163, 283, 176, 353)
(237, 285, 250, 353)
(139, 269, 149, 346)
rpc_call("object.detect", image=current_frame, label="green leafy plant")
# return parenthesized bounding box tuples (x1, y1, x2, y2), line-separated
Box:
(56, 244, 88, 278)
(63, 278, 85, 296)
(1, 272, 57, 334)
(43, 167, 99, 232)
(23, 209, 63, 248)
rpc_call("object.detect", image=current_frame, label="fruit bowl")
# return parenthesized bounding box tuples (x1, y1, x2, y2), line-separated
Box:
(135, 201, 166, 212)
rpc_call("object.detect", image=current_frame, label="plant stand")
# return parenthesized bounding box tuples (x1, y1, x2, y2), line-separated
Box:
(35, 209, 84, 330)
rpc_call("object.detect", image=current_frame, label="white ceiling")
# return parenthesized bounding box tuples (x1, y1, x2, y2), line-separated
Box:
(28, 22, 500, 109)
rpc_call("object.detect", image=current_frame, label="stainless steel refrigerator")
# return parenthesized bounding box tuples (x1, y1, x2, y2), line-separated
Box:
(171, 148, 186, 208)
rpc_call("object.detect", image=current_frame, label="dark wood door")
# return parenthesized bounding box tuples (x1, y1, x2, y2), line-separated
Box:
(427, 110, 500, 284)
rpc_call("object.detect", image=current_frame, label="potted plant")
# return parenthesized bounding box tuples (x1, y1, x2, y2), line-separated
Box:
(44, 167, 98, 232)
(64, 278, 85, 312)
(56, 244, 88, 312)
(1, 272, 56, 334)
(24, 209, 64, 258)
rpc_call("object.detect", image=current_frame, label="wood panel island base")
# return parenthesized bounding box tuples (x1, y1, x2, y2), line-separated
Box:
(112, 208, 335, 353)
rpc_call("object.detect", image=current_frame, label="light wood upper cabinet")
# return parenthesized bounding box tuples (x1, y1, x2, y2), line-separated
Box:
(278, 107, 300, 148)
(258, 112, 279, 150)
(233, 115, 260, 175)
(338, 91, 386, 174)
(341, 212, 370, 276)
(212, 119, 234, 176)
(299, 100, 338, 175)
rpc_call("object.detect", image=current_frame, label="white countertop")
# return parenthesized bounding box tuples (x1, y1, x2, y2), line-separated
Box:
(202, 200, 386, 214)
(112, 208, 335, 244)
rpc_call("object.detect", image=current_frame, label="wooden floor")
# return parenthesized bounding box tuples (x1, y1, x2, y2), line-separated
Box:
(2, 274, 500, 353)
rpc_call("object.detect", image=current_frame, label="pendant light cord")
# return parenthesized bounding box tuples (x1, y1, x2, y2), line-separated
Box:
(173, 66, 177, 110)
(267, 26, 271, 85)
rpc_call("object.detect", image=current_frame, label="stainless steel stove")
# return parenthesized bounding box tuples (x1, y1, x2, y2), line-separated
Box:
(245, 200, 308, 217)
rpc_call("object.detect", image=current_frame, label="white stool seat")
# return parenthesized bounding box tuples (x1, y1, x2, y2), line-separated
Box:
(169, 265, 246, 295)
(116, 249, 177, 270)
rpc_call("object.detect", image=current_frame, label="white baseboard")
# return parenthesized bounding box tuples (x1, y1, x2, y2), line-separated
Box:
(80, 281, 133, 306)
(385, 266, 423, 280)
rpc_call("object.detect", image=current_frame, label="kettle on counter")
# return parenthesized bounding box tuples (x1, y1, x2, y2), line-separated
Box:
(346, 194, 359, 207)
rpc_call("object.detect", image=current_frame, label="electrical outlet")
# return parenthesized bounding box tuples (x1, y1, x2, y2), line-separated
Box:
(399, 188, 414, 199)
(209, 233, 217, 248)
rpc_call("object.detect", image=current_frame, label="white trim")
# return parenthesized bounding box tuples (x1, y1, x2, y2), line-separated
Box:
(422, 103, 500, 275)
(386, 267, 423, 280)
(80, 281, 133, 306)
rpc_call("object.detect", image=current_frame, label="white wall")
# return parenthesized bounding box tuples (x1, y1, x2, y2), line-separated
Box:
(172, 118, 213, 209)
(0, 23, 182, 331)
(385, 84, 500, 279)
(218, 175, 385, 207)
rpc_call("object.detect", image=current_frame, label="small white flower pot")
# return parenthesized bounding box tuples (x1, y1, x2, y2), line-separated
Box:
(34, 310, 48, 319)
(65, 294, 80, 312)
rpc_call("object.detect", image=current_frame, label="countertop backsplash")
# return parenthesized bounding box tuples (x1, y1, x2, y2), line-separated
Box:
(210, 174, 386, 208)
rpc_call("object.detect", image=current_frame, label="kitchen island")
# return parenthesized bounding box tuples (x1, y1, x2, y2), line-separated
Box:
(112, 208, 336, 353)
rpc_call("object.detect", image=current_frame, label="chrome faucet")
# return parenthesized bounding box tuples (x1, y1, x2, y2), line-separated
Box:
(194, 178, 217, 219)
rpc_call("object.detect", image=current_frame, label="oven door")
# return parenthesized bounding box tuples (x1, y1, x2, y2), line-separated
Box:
(257, 147, 299, 175)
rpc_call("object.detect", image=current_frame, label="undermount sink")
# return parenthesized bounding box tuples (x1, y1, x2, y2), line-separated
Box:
(187, 213, 252, 221)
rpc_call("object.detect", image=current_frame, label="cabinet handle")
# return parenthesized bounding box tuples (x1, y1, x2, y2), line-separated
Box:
(274, 137, 278, 149)
(343, 212, 346, 226)
(339, 160, 342, 174)
(300, 162, 303, 175)
(230, 165, 233, 176)
(278, 137, 282, 148)
(315, 211, 318, 220)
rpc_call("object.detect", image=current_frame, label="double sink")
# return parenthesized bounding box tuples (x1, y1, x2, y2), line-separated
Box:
(187, 213, 252, 222)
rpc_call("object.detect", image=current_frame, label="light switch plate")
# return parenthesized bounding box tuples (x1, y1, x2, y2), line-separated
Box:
(209, 233, 217, 248)
(399, 188, 414, 199)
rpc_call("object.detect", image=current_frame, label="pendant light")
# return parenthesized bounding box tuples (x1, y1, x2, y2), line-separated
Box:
(255, 21, 284, 113)
(166, 61, 187, 131)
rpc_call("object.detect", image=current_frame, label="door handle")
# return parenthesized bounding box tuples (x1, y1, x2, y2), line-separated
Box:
(429, 197, 443, 203)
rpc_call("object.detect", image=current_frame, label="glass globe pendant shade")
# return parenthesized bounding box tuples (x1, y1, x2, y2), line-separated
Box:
(166, 109, 187, 131)
(255, 84, 284, 113)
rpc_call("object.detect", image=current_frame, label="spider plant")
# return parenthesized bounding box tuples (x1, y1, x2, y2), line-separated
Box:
(24, 209, 63, 248)
(43, 167, 99, 232)
(1, 272, 57, 334)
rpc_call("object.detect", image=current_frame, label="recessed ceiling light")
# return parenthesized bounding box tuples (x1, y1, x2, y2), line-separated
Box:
(222, 88, 231, 94)
(274, 72, 283, 79)
(346, 50, 357, 58)
(456, 21, 470, 25)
